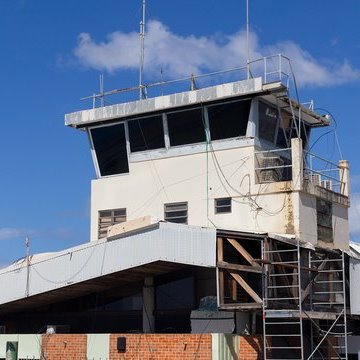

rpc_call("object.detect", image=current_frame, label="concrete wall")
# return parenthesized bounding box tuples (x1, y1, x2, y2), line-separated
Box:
(90, 141, 349, 250)
(90, 144, 293, 242)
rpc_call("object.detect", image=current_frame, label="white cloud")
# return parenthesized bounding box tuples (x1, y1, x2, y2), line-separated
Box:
(0, 228, 33, 241)
(73, 20, 360, 87)
(350, 193, 360, 238)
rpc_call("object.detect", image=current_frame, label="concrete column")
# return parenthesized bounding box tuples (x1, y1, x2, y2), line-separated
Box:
(339, 160, 350, 197)
(291, 138, 303, 191)
(142, 276, 155, 333)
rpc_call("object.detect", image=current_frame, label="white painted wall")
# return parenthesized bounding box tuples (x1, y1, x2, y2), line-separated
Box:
(90, 141, 349, 250)
(91, 144, 292, 241)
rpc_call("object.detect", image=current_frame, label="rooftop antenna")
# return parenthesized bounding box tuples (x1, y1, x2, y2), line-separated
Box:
(139, 0, 146, 99)
(246, 0, 251, 79)
(99, 73, 104, 107)
(25, 236, 30, 297)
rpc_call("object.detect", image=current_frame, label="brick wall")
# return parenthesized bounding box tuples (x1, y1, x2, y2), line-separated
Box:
(41, 334, 87, 360)
(109, 334, 212, 360)
(239, 336, 263, 360)
(39, 333, 264, 359)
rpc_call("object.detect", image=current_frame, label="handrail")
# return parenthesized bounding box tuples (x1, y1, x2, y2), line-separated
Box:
(81, 54, 293, 106)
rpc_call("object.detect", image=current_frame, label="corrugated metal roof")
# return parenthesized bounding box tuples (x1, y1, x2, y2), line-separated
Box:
(0, 222, 216, 307)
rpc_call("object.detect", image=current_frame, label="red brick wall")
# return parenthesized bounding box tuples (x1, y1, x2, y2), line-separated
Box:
(41, 334, 87, 360)
(39, 333, 265, 359)
(239, 336, 263, 360)
(109, 334, 212, 360)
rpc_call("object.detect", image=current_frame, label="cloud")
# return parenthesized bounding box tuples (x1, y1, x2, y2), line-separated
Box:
(73, 20, 360, 87)
(350, 192, 360, 238)
(0, 227, 35, 241)
(0, 227, 75, 242)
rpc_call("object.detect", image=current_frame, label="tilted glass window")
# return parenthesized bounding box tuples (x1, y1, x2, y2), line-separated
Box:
(167, 108, 206, 146)
(128, 115, 165, 152)
(215, 197, 232, 214)
(316, 199, 333, 242)
(90, 123, 129, 176)
(98, 208, 126, 239)
(258, 102, 278, 143)
(208, 100, 251, 140)
(164, 202, 188, 224)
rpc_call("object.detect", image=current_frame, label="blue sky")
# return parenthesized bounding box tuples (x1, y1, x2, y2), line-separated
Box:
(0, 0, 359, 266)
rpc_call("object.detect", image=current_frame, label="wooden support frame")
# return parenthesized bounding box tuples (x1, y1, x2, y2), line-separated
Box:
(229, 272, 262, 303)
(216, 236, 263, 308)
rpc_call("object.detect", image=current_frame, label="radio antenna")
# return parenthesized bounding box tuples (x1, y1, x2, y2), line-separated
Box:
(139, 0, 146, 99)
(246, 0, 251, 79)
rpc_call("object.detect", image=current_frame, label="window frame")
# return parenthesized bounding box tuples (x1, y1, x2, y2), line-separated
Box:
(316, 198, 333, 242)
(214, 197, 232, 214)
(164, 202, 188, 224)
(98, 208, 127, 239)
(88, 122, 130, 178)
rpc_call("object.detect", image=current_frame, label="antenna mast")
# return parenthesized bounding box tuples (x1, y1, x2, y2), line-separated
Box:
(139, 0, 146, 99)
(246, 0, 250, 79)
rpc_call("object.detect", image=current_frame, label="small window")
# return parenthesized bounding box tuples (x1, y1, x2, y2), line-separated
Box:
(90, 123, 129, 176)
(167, 108, 206, 146)
(164, 202, 188, 224)
(98, 208, 126, 239)
(208, 100, 251, 141)
(215, 198, 232, 214)
(258, 102, 278, 143)
(128, 115, 165, 152)
(316, 199, 333, 242)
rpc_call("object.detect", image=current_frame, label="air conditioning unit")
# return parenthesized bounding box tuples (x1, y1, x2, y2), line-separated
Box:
(321, 180, 332, 190)
(310, 173, 321, 186)
(260, 156, 284, 182)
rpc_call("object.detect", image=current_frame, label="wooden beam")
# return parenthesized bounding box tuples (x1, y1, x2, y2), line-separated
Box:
(226, 238, 261, 269)
(217, 237, 224, 306)
(217, 237, 224, 261)
(217, 261, 263, 274)
(229, 272, 262, 303)
(219, 303, 262, 310)
(301, 259, 327, 303)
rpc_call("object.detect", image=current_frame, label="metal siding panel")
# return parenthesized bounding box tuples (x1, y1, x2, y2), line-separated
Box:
(350, 257, 360, 315)
(0, 224, 216, 306)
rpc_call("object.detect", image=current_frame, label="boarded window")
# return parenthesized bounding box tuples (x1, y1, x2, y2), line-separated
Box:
(258, 102, 278, 143)
(164, 202, 188, 224)
(215, 198, 232, 214)
(90, 124, 129, 176)
(128, 115, 165, 152)
(167, 108, 206, 146)
(317, 199, 333, 242)
(208, 100, 251, 140)
(98, 208, 126, 239)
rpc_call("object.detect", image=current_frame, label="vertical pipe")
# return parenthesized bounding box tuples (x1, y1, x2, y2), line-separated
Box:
(342, 251, 348, 360)
(297, 241, 304, 360)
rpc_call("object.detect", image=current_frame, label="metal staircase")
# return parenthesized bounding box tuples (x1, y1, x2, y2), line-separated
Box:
(262, 240, 304, 360)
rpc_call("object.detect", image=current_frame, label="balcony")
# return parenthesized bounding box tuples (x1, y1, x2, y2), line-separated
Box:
(254, 138, 349, 204)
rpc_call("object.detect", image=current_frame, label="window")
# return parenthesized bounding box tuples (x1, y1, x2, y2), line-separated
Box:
(208, 100, 251, 140)
(98, 208, 126, 239)
(164, 202, 188, 224)
(90, 124, 129, 176)
(215, 197, 232, 214)
(167, 108, 206, 146)
(128, 115, 165, 152)
(258, 102, 278, 143)
(316, 199, 333, 242)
